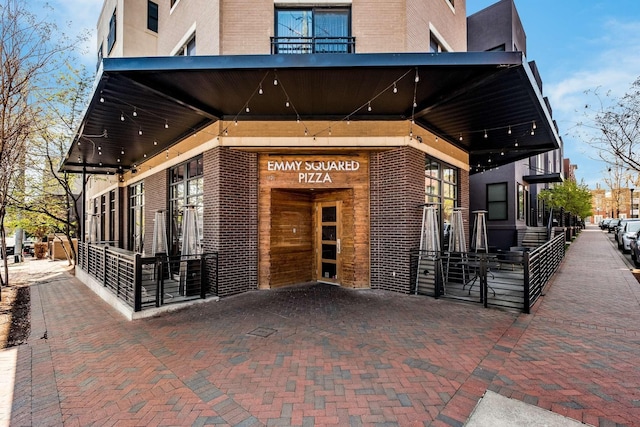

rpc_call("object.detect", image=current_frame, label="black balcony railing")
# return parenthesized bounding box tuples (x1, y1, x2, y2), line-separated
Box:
(270, 36, 356, 54)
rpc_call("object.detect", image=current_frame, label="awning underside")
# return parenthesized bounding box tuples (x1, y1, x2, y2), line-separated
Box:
(62, 52, 560, 175)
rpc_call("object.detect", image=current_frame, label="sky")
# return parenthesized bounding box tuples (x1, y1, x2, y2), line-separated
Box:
(36, 0, 640, 189)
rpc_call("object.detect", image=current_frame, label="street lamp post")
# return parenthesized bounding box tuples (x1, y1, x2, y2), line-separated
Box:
(631, 188, 635, 218)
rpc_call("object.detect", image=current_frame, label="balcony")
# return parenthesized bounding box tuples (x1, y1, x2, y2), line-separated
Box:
(270, 37, 356, 54)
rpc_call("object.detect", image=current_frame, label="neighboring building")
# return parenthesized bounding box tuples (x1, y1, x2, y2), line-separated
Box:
(62, 0, 561, 298)
(467, 0, 564, 250)
(563, 159, 577, 182)
(590, 184, 635, 223)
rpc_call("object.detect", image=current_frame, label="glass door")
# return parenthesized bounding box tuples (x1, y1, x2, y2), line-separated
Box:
(317, 201, 341, 284)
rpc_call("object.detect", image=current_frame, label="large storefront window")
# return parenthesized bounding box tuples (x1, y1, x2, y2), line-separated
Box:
(129, 182, 144, 253)
(425, 156, 458, 248)
(170, 156, 203, 255)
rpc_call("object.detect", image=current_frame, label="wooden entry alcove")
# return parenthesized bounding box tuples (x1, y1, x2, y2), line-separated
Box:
(258, 153, 370, 289)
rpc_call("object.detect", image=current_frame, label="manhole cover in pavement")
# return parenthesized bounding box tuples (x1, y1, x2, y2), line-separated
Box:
(247, 327, 277, 338)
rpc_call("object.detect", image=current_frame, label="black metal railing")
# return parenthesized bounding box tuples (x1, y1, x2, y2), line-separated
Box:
(270, 36, 356, 54)
(78, 242, 218, 312)
(410, 235, 566, 313)
(524, 232, 565, 313)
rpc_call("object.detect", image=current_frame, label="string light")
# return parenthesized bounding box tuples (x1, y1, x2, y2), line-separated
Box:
(459, 133, 463, 141)
(143, 153, 147, 158)
(120, 148, 124, 155)
(393, 83, 398, 94)
(132, 108, 137, 117)
(484, 129, 488, 139)
(273, 76, 278, 86)
(99, 97, 104, 103)
(153, 140, 158, 145)
(285, 100, 290, 108)
(245, 105, 250, 113)
(234, 120, 238, 126)
(164, 120, 169, 129)
(508, 126, 512, 135)
(117, 158, 121, 162)
(415, 72, 420, 83)
(532, 121, 537, 130)
(120, 113, 125, 121)
(259, 84, 263, 95)
(367, 102, 372, 112)
(138, 128, 143, 135)
(165, 151, 169, 159)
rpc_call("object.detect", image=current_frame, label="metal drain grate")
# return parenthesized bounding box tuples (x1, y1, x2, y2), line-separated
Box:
(247, 327, 277, 338)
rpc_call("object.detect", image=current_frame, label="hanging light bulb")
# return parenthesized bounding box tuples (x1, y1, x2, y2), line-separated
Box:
(501, 150, 505, 156)
(484, 130, 488, 139)
(258, 84, 263, 95)
(117, 158, 121, 162)
(77, 156, 81, 162)
(415, 72, 420, 83)
(224, 129, 228, 136)
(347, 117, 350, 125)
(153, 140, 158, 146)
(165, 120, 169, 129)
(413, 100, 417, 108)
(393, 83, 398, 94)
(304, 128, 308, 136)
(138, 128, 143, 135)
(329, 128, 332, 136)
(143, 153, 147, 158)
(296, 115, 300, 124)
(435, 136, 438, 143)
(285, 100, 290, 108)
(273, 77, 278, 86)
(100, 97, 104, 103)
(120, 113, 125, 121)
(121, 148, 124, 155)
(165, 150, 169, 159)
(508, 126, 512, 135)
(530, 128, 535, 136)
(459, 133, 463, 141)
(234, 120, 238, 126)
(532, 121, 537, 130)
(367, 102, 372, 112)
(245, 105, 250, 113)
(515, 140, 519, 147)
(132, 108, 137, 117)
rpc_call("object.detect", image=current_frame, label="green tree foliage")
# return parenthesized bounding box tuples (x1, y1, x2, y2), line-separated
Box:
(538, 180, 593, 219)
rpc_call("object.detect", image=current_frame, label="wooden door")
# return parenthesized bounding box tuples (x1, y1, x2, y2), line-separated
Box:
(316, 201, 341, 284)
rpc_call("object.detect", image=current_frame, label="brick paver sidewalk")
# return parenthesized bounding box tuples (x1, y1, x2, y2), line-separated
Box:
(2, 225, 639, 426)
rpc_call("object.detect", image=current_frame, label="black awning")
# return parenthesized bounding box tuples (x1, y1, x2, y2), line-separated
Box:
(523, 173, 563, 184)
(61, 52, 560, 174)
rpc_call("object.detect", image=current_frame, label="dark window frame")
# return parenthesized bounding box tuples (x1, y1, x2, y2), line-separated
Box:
(274, 6, 352, 54)
(147, 1, 158, 33)
(169, 155, 204, 256)
(107, 9, 117, 53)
(487, 182, 508, 221)
(128, 181, 145, 253)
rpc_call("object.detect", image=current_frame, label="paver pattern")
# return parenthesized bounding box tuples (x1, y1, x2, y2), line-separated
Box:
(2, 225, 640, 426)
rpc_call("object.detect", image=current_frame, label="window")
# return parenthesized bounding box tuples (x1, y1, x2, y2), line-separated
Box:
(429, 34, 447, 53)
(129, 182, 144, 253)
(487, 182, 508, 221)
(274, 7, 352, 54)
(109, 190, 116, 242)
(170, 156, 203, 255)
(425, 156, 458, 247)
(96, 44, 103, 71)
(517, 184, 525, 222)
(147, 1, 158, 32)
(100, 194, 107, 241)
(175, 34, 196, 56)
(107, 9, 117, 53)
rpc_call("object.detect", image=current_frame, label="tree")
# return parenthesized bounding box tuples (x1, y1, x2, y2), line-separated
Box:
(8, 65, 90, 266)
(0, 0, 86, 290)
(538, 180, 593, 220)
(584, 77, 640, 174)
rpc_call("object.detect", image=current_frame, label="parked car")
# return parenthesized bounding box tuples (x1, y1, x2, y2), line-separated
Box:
(630, 231, 640, 267)
(608, 218, 622, 233)
(619, 220, 640, 252)
(601, 218, 612, 230)
(1, 237, 15, 259)
(616, 219, 639, 245)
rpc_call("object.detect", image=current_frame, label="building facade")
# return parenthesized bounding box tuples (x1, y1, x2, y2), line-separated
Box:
(467, 0, 564, 250)
(64, 0, 561, 298)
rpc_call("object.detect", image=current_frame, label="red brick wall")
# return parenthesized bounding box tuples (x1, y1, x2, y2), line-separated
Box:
(370, 147, 424, 293)
(203, 147, 258, 296)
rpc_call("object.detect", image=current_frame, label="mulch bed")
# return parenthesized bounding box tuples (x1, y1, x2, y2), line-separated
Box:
(0, 282, 31, 349)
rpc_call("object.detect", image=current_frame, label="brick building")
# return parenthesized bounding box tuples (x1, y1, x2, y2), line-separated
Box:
(62, 0, 561, 299)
